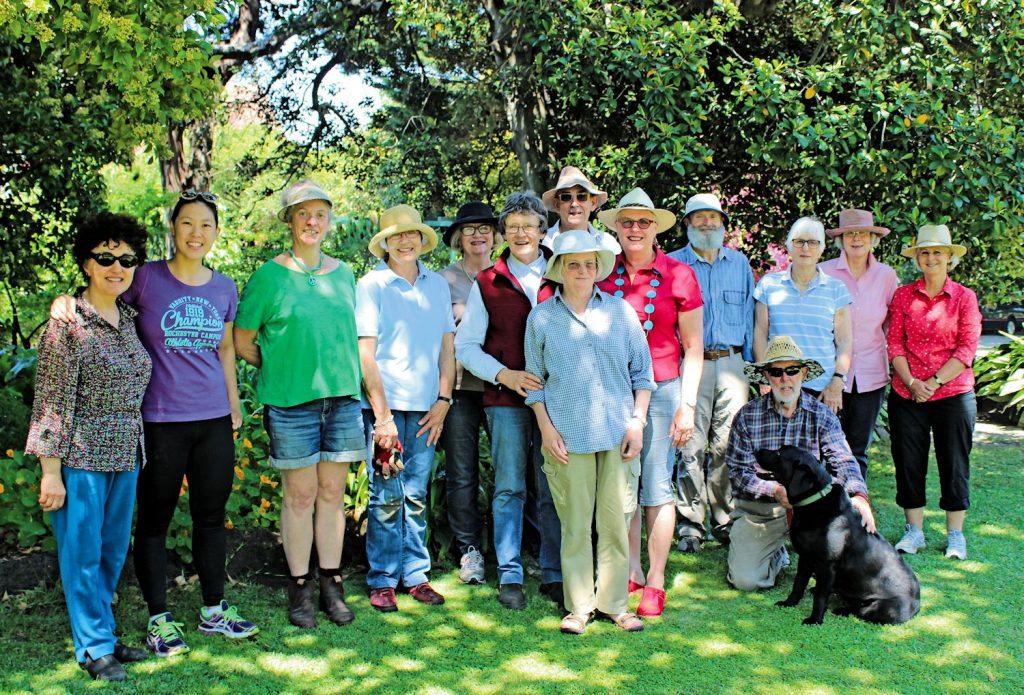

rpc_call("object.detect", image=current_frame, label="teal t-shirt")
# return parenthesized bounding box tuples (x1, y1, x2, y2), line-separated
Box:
(235, 260, 361, 407)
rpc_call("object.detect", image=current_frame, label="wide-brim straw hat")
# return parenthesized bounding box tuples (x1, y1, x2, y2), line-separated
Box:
(826, 208, 890, 238)
(743, 335, 825, 386)
(368, 204, 438, 259)
(278, 180, 334, 222)
(597, 187, 676, 233)
(900, 224, 967, 258)
(683, 193, 729, 226)
(444, 201, 498, 246)
(544, 230, 617, 283)
(542, 166, 608, 211)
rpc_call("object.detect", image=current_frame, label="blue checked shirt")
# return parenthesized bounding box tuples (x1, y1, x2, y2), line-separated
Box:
(726, 392, 867, 501)
(670, 244, 755, 361)
(524, 288, 655, 454)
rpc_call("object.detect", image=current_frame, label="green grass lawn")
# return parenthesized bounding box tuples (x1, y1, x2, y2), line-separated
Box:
(2, 426, 1023, 694)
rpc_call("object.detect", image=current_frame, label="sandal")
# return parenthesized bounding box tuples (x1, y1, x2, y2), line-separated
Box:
(559, 612, 591, 635)
(627, 578, 645, 594)
(604, 611, 644, 632)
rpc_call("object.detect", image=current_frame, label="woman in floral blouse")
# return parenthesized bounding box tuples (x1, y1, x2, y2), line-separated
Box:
(26, 213, 153, 682)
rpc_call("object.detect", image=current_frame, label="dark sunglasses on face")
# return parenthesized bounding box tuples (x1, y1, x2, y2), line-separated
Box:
(619, 218, 655, 230)
(89, 252, 142, 268)
(556, 191, 591, 203)
(179, 189, 218, 203)
(765, 365, 804, 378)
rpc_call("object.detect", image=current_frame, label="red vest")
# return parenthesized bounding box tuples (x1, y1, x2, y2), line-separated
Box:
(477, 247, 557, 408)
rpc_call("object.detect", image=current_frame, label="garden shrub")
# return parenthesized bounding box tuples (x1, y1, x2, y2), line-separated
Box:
(974, 334, 1024, 426)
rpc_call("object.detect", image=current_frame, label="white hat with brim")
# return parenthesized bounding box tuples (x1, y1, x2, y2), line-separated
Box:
(542, 166, 608, 211)
(278, 180, 334, 222)
(368, 204, 438, 259)
(900, 224, 967, 258)
(597, 187, 676, 233)
(683, 193, 729, 226)
(544, 230, 617, 284)
(743, 335, 825, 386)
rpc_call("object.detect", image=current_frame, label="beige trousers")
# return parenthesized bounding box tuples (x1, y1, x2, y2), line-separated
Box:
(727, 498, 789, 591)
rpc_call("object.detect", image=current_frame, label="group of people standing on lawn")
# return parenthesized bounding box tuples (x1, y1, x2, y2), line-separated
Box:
(26, 165, 981, 680)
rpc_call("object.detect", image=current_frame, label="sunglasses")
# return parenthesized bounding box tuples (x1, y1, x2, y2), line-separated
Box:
(556, 192, 592, 203)
(619, 218, 655, 230)
(765, 365, 804, 378)
(89, 252, 142, 268)
(180, 189, 218, 203)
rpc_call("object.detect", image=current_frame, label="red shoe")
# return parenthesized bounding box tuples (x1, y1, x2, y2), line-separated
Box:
(369, 588, 398, 613)
(636, 586, 665, 617)
(408, 582, 445, 605)
(627, 579, 645, 594)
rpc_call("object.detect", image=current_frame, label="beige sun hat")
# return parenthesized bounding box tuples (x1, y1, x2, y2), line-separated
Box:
(743, 336, 825, 386)
(826, 209, 890, 238)
(544, 230, 616, 283)
(542, 166, 609, 211)
(900, 224, 967, 258)
(597, 187, 676, 233)
(278, 179, 334, 222)
(368, 204, 438, 259)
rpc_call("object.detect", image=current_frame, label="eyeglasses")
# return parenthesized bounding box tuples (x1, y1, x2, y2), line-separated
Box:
(89, 252, 142, 268)
(791, 239, 821, 248)
(765, 365, 804, 378)
(556, 192, 591, 203)
(180, 189, 218, 203)
(843, 230, 871, 239)
(564, 260, 598, 272)
(619, 218, 655, 230)
(504, 225, 539, 235)
(460, 224, 495, 236)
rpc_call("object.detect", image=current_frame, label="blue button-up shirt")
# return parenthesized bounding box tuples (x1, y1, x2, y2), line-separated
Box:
(524, 288, 655, 454)
(670, 244, 755, 361)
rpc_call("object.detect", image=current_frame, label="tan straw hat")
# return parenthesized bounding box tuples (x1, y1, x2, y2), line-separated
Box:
(368, 205, 438, 259)
(743, 336, 825, 386)
(542, 166, 608, 211)
(826, 209, 890, 238)
(278, 179, 334, 222)
(597, 187, 676, 233)
(900, 224, 967, 258)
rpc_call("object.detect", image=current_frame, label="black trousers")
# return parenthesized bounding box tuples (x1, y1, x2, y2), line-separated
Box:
(134, 416, 235, 613)
(838, 384, 887, 481)
(888, 391, 974, 512)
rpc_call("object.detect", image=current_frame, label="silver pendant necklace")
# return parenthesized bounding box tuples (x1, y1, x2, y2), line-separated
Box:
(289, 249, 324, 286)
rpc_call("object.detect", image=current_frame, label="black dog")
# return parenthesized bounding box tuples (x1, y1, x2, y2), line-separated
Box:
(754, 446, 920, 625)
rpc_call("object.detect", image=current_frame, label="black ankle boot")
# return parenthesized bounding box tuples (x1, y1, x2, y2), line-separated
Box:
(287, 578, 317, 628)
(319, 575, 355, 625)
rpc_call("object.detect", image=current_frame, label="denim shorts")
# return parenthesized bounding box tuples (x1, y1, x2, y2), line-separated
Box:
(639, 377, 680, 507)
(265, 397, 366, 470)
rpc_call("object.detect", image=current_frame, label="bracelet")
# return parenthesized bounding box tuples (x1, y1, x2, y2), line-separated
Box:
(373, 415, 395, 430)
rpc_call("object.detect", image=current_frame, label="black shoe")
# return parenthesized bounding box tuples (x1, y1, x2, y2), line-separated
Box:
(498, 583, 526, 610)
(287, 579, 317, 628)
(83, 654, 126, 681)
(539, 582, 564, 611)
(319, 575, 355, 625)
(113, 642, 147, 663)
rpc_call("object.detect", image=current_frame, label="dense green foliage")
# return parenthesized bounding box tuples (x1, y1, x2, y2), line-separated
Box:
(974, 334, 1024, 426)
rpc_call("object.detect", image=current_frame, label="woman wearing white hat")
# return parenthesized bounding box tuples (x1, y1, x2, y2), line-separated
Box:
(887, 225, 980, 560)
(357, 204, 456, 611)
(235, 180, 366, 628)
(596, 188, 704, 617)
(524, 230, 655, 634)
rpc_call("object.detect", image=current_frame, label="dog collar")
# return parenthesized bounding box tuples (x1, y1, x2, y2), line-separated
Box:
(791, 485, 831, 507)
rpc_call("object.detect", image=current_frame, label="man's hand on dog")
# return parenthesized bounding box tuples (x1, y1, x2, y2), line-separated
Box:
(772, 484, 792, 509)
(850, 495, 877, 534)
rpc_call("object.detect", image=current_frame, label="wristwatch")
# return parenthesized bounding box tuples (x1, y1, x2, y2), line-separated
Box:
(437, 395, 453, 404)
(933, 374, 945, 386)
(832, 372, 847, 384)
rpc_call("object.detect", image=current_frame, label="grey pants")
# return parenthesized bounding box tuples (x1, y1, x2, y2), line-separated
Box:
(727, 498, 789, 591)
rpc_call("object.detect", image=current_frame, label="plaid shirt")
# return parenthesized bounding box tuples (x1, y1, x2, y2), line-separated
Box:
(26, 297, 151, 472)
(726, 391, 866, 500)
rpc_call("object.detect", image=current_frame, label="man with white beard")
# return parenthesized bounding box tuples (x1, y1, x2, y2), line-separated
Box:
(668, 194, 754, 552)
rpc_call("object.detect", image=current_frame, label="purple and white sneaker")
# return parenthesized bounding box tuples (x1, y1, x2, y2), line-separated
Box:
(147, 612, 190, 657)
(198, 600, 259, 639)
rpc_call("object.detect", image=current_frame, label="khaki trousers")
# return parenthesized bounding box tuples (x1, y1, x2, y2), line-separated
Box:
(543, 449, 639, 615)
(727, 498, 789, 591)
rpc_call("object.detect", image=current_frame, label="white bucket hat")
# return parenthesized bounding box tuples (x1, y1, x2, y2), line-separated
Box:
(544, 230, 616, 283)
(597, 187, 676, 233)
(683, 193, 729, 225)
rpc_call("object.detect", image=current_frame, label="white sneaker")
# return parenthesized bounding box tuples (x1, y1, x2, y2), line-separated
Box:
(944, 530, 967, 560)
(459, 547, 485, 584)
(894, 524, 926, 554)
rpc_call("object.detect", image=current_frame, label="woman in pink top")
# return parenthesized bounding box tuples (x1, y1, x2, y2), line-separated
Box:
(886, 225, 981, 561)
(820, 209, 898, 480)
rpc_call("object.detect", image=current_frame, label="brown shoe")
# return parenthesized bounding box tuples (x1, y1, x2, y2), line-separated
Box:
(319, 575, 355, 625)
(287, 578, 316, 628)
(408, 582, 445, 605)
(370, 588, 398, 612)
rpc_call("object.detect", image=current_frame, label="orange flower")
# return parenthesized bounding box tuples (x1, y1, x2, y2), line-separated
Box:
(235, 466, 245, 480)
(259, 498, 270, 511)
(243, 438, 253, 449)
(179, 485, 187, 497)
(239, 456, 250, 467)
(0, 483, 5, 494)
(260, 474, 273, 485)
(233, 431, 239, 440)
(224, 519, 234, 530)
(5, 449, 13, 458)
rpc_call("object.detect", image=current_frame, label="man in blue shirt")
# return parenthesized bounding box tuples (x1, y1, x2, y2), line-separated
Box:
(669, 194, 754, 552)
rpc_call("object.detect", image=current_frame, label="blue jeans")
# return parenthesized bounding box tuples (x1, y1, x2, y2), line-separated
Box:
(486, 406, 562, 585)
(363, 410, 435, 589)
(440, 390, 488, 554)
(51, 464, 140, 663)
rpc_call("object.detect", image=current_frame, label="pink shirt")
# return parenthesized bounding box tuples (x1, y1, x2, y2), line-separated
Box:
(597, 248, 703, 382)
(820, 252, 898, 392)
(886, 277, 981, 401)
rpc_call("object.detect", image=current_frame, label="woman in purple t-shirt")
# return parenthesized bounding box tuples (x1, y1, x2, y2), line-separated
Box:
(51, 191, 258, 656)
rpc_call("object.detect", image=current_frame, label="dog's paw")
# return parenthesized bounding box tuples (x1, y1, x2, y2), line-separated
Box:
(802, 615, 824, 625)
(776, 598, 799, 608)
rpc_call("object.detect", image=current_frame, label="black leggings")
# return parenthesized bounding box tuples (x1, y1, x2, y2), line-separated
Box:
(134, 416, 235, 613)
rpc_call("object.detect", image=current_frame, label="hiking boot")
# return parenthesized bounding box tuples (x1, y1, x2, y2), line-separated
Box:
(497, 583, 526, 610)
(370, 588, 398, 612)
(113, 642, 148, 663)
(895, 524, 926, 554)
(319, 575, 355, 625)
(287, 578, 317, 628)
(459, 547, 485, 584)
(944, 529, 967, 560)
(146, 613, 190, 657)
(198, 600, 259, 638)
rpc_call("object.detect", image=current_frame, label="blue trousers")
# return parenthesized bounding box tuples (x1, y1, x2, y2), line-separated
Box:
(364, 410, 435, 589)
(50, 464, 139, 663)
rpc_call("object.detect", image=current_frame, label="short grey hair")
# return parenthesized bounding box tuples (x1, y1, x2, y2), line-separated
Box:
(498, 191, 549, 234)
(785, 216, 826, 253)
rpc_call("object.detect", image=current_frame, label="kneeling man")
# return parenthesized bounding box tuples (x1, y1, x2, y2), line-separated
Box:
(725, 336, 875, 591)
